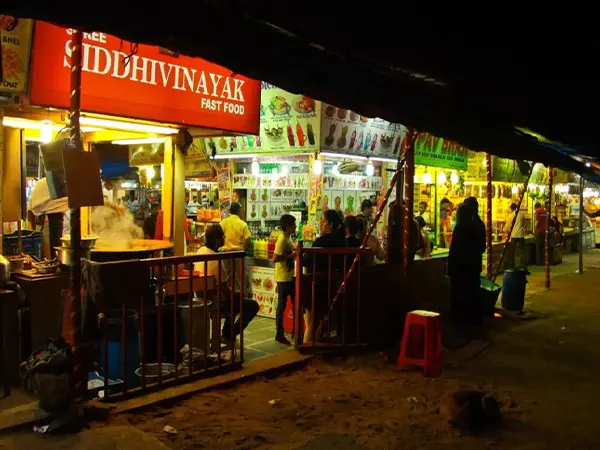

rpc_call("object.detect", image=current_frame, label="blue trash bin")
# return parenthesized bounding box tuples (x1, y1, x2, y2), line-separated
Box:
(502, 269, 528, 312)
(100, 309, 141, 386)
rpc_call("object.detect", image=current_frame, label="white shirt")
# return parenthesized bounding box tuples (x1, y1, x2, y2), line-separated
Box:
(504, 210, 526, 238)
(28, 178, 69, 216)
(194, 246, 229, 283)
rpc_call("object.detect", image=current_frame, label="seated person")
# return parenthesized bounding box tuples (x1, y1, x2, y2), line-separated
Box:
(195, 225, 258, 346)
(344, 215, 363, 248)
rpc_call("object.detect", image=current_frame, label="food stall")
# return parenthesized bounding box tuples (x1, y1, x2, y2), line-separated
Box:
(0, 19, 262, 394)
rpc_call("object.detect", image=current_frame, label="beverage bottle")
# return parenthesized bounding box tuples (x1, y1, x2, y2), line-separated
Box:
(287, 122, 296, 146)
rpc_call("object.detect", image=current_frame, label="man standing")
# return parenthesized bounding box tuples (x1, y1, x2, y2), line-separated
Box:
(220, 202, 251, 292)
(503, 203, 526, 269)
(356, 199, 375, 230)
(534, 202, 548, 265)
(417, 201, 430, 226)
(220, 202, 251, 252)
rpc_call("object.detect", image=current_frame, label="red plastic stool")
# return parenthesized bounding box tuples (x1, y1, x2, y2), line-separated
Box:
(397, 310, 443, 376)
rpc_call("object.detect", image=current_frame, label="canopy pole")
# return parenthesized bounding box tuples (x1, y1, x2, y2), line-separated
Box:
(492, 164, 534, 283)
(486, 153, 493, 279)
(579, 175, 584, 275)
(545, 166, 553, 288)
(68, 28, 85, 403)
(403, 129, 416, 277)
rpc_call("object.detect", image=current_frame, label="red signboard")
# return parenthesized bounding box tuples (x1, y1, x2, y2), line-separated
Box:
(29, 22, 260, 135)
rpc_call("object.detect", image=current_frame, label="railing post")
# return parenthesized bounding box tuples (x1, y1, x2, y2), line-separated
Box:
(294, 242, 303, 348)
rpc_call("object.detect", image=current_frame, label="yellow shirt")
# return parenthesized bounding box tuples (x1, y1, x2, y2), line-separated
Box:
(274, 233, 294, 282)
(220, 214, 251, 251)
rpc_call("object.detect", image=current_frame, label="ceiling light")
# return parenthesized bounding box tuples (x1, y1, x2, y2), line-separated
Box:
(450, 171, 459, 184)
(3, 116, 99, 133)
(421, 172, 432, 184)
(320, 151, 368, 161)
(437, 172, 447, 184)
(365, 159, 374, 177)
(212, 153, 258, 160)
(312, 158, 323, 176)
(251, 157, 259, 176)
(413, 174, 420, 183)
(78, 116, 178, 135)
(112, 137, 167, 145)
(369, 156, 398, 163)
(586, 162, 591, 167)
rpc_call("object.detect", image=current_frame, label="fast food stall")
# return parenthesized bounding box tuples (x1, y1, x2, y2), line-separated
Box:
(0, 19, 261, 394)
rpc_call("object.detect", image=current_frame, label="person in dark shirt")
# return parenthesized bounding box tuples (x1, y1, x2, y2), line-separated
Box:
(302, 210, 346, 344)
(344, 215, 363, 248)
(448, 203, 486, 331)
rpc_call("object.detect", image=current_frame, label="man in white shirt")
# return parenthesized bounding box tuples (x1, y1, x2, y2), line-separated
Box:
(503, 203, 527, 269)
(194, 225, 258, 346)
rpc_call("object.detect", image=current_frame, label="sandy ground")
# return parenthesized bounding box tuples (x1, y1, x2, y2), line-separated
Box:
(116, 261, 600, 449)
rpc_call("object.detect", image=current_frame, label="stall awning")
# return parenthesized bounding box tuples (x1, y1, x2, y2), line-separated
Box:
(2, 5, 599, 175)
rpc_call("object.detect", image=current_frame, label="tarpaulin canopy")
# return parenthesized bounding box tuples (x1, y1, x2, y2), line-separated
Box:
(2, 3, 599, 175)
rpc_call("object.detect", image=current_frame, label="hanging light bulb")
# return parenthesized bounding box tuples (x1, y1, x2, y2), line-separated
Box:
(414, 174, 420, 183)
(40, 122, 53, 143)
(437, 171, 447, 184)
(312, 157, 323, 176)
(145, 166, 155, 180)
(332, 162, 340, 176)
(450, 171, 459, 184)
(539, 185, 546, 193)
(365, 159, 374, 177)
(511, 185, 519, 195)
(251, 157, 259, 175)
(421, 172, 432, 184)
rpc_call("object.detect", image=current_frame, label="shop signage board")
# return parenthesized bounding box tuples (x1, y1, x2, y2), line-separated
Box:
(0, 16, 33, 94)
(320, 104, 404, 158)
(29, 22, 261, 134)
(217, 167, 233, 217)
(414, 132, 469, 171)
(209, 82, 321, 156)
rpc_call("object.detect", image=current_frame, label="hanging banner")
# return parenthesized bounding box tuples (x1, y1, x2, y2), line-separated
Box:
(208, 82, 321, 155)
(320, 104, 404, 158)
(413, 132, 469, 171)
(0, 16, 33, 94)
(217, 167, 233, 218)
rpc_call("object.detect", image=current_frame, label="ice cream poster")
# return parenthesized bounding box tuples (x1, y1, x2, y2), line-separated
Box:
(208, 82, 322, 155)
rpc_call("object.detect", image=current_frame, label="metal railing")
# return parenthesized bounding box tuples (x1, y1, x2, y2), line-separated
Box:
(87, 251, 245, 401)
(294, 245, 372, 350)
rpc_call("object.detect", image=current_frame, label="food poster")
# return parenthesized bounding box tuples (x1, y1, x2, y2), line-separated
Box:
(308, 154, 324, 218)
(0, 17, 33, 93)
(465, 151, 487, 181)
(323, 175, 382, 191)
(207, 82, 321, 156)
(414, 132, 469, 172)
(217, 167, 233, 218)
(321, 104, 405, 158)
(232, 174, 309, 189)
(249, 266, 277, 318)
(322, 190, 344, 215)
(343, 191, 358, 216)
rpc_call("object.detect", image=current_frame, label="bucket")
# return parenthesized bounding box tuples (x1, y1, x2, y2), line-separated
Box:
(480, 277, 502, 316)
(143, 298, 176, 364)
(100, 309, 141, 386)
(178, 299, 212, 354)
(135, 363, 175, 384)
(501, 270, 528, 312)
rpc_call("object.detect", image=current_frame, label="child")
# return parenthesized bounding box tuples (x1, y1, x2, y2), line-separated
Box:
(273, 214, 297, 345)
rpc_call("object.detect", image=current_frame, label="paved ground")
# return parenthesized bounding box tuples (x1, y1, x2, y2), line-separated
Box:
(4, 250, 600, 449)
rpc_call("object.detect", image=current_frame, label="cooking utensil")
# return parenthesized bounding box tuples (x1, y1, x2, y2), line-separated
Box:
(32, 261, 59, 274)
(7, 256, 25, 272)
(60, 235, 98, 249)
(54, 247, 91, 266)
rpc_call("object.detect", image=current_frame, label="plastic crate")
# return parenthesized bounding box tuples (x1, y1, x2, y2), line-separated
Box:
(480, 277, 501, 316)
(3, 230, 42, 259)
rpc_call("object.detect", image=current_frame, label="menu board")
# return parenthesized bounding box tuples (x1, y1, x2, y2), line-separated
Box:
(245, 187, 306, 221)
(209, 82, 321, 155)
(321, 104, 405, 158)
(248, 266, 277, 318)
(0, 16, 33, 94)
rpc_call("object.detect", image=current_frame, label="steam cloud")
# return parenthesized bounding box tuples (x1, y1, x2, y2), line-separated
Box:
(91, 204, 143, 248)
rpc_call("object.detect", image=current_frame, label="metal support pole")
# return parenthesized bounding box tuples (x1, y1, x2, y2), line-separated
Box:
(403, 129, 416, 277)
(579, 175, 584, 275)
(545, 166, 553, 288)
(68, 29, 85, 402)
(486, 153, 493, 279)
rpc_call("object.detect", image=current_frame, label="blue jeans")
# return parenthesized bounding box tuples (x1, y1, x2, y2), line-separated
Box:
(276, 281, 295, 337)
